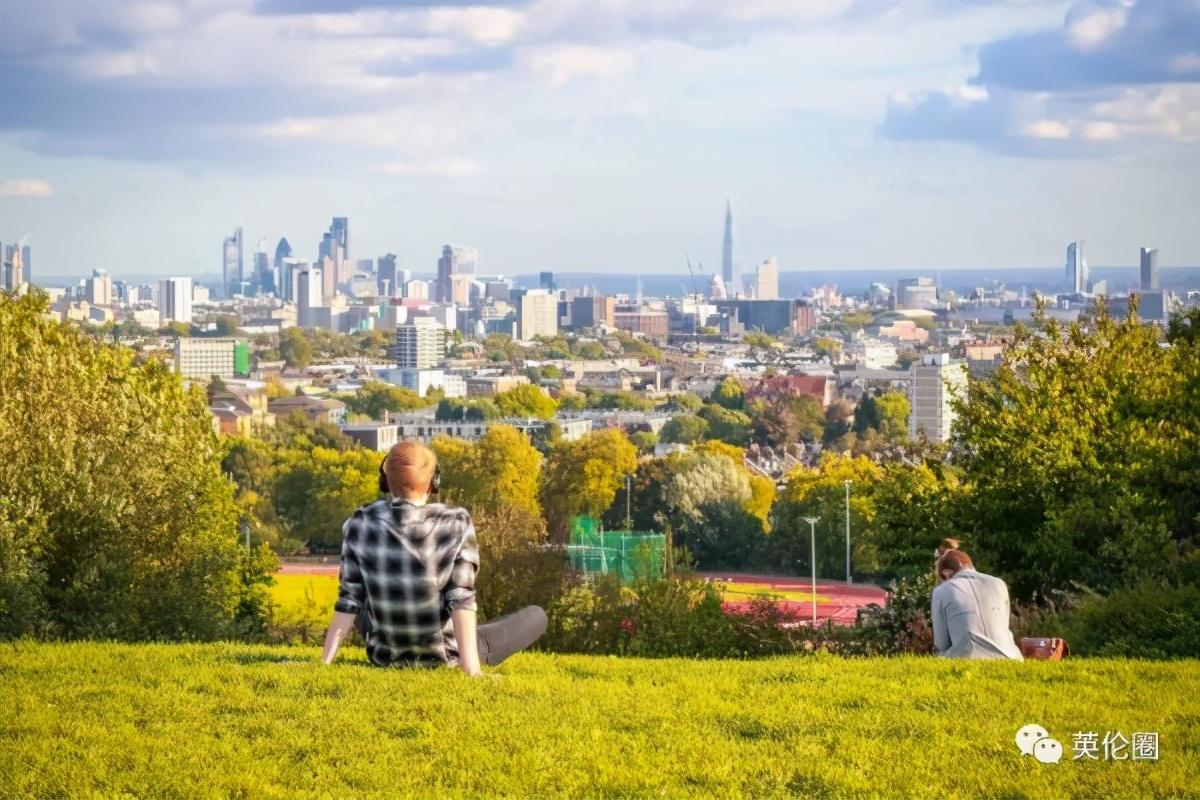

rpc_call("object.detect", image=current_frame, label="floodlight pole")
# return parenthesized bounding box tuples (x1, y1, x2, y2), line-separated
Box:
(625, 473, 633, 531)
(844, 479, 852, 584)
(803, 516, 820, 626)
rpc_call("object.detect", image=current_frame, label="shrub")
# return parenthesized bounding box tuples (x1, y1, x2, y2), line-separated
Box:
(1059, 582, 1200, 659)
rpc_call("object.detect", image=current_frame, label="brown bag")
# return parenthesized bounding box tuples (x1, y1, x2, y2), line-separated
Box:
(1020, 637, 1070, 660)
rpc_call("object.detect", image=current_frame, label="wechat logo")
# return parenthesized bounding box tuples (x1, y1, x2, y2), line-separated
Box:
(1016, 723, 1063, 764)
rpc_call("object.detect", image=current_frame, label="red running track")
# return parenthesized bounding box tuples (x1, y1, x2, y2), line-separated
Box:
(277, 563, 890, 627)
(699, 571, 889, 627)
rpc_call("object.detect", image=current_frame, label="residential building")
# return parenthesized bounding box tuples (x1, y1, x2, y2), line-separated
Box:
(909, 353, 968, 444)
(342, 422, 400, 452)
(268, 395, 346, 426)
(383, 368, 467, 399)
(713, 299, 809, 335)
(395, 316, 446, 369)
(517, 288, 558, 341)
(614, 308, 669, 341)
(174, 337, 249, 379)
(296, 266, 324, 328)
(385, 415, 592, 444)
(877, 317, 929, 344)
(747, 374, 835, 408)
(465, 374, 530, 398)
(755, 257, 779, 300)
(158, 277, 193, 323)
(1140, 246, 1159, 291)
(845, 339, 898, 369)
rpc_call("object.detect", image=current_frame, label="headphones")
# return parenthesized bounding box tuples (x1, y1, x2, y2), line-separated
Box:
(378, 455, 441, 496)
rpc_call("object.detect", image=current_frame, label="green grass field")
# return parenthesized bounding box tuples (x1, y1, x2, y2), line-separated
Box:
(2, 642, 1197, 798)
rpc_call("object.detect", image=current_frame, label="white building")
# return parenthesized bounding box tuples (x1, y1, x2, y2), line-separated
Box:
(381, 368, 467, 399)
(909, 352, 968, 444)
(297, 266, 324, 328)
(158, 277, 193, 324)
(174, 337, 243, 379)
(404, 279, 430, 299)
(395, 316, 446, 369)
(518, 289, 558, 341)
(85, 270, 112, 306)
(846, 339, 898, 370)
(755, 257, 779, 301)
(895, 277, 938, 309)
(191, 283, 211, 305)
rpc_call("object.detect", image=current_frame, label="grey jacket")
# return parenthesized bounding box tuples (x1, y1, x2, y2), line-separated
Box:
(931, 569, 1023, 661)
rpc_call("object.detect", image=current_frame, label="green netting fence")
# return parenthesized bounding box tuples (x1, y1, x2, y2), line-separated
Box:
(567, 515, 666, 583)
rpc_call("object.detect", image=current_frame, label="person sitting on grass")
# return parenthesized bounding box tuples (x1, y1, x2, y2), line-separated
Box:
(931, 549, 1023, 661)
(321, 440, 547, 676)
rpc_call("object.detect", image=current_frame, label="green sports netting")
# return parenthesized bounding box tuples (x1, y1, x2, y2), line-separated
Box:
(566, 516, 666, 582)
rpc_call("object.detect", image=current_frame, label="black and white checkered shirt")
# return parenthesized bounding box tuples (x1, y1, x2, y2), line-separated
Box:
(334, 498, 479, 667)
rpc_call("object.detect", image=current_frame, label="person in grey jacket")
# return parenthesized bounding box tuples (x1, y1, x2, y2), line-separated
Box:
(931, 549, 1023, 661)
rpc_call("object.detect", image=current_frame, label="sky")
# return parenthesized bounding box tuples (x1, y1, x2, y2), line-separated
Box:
(0, 0, 1198, 279)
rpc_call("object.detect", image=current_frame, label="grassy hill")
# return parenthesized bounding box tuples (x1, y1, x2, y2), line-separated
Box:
(2, 642, 1197, 798)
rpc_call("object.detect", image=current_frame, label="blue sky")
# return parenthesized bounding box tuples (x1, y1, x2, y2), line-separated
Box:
(0, 0, 1197, 279)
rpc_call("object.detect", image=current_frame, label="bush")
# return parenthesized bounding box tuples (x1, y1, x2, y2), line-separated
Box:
(1059, 583, 1200, 659)
(542, 574, 629, 654)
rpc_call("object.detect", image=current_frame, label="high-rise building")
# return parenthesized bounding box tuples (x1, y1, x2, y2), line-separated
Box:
(297, 266, 324, 327)
(540, 271, 556, 291)
(1140, 246, 1159, 291)
(222, 227, 243, 298)
(571, 295, 616, 329)
(755, 257, 779, 300)
(517, 289, 558, 341)
(395, 317, 446, 369)
(321, 255, 337, 304)
(330, 217, 350, 262)
(435, 244, 478, 303)
(21, 243, 30, 286)
(158, 277, 193, 323)
(2, 244, 23, 292)
(909, 353, 968, 444)
(895, 277, 938, 309)
(85, 269, 113, 306)
(614, 308, 669, 341)
(722, 200, 734, 286)
(253, 239, 273, 296)
(377, 253, 398, 297)
(279, 257, 306, 303)
(273, 237, 292, 294)
(405, 279, 430, 300)
(1066, 241, 1088, 295)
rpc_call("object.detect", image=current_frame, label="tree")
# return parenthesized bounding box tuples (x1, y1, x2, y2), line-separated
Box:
(436, 397, 501, 422)
(206, 375, 229, 400)
(279, 328, 312, 369)
(430, 425, 543, 518)
(271, 447, 379, 550)
(750, 402, 799, 448)
(952, 300, 1198, 595)
(541, 429, 638, 541)
(787, 394, 826, 442)
(854, 390, 909, 440)
(660, 414, 708, 445)
(495, 384, 558, 419)
(667, 393, 702, 413)
(575, 342, 607, 360)
(711, 376, 745, 410)
(698, 403, 751, 446)
(0, 291, 272, 639)
(340, 381, 428, 420)
(213, 315, 241, 336)
(823, 399, 856, 443)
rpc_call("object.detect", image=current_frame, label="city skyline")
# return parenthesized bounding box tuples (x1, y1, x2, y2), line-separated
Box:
(1, 0, 1198, 276)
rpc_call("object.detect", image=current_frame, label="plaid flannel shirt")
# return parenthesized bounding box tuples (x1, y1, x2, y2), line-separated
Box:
(334, 498, 479, 667)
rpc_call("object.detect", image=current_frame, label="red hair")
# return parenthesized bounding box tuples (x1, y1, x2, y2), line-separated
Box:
(937, 549, 974, 575)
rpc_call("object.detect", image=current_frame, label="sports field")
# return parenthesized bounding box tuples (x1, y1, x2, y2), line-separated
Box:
(2, 641, 1195, 798)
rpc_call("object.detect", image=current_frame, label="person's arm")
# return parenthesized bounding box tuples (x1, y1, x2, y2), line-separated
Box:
(452, 607, 482, 677)
(443, 517, 481, 676)
(931, 586, 949, 654)
(324, 519, 366, 665)
(322, 611, 357, 664)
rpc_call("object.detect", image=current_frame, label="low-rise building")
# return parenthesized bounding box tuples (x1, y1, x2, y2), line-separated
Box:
(268, 395, 346, 425)
(174, 337, 249, 379)
(747, 374, 835, 408)
(342, 422, 400, 452)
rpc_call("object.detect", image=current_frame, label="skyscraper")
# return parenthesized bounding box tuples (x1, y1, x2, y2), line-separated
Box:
(517, 289, 558, 341)
(377, 253, 398, 297)
(395, 317, 446, 369)
(540, 271, 556, 291)
(254, 238, 273, 296)
(222, 227, 243, 298)
(436, 245, 456, 303)
(1066, 241, 1088, 295)
(1140, 246, 1159, 291)
(85, 269, 112, 306)
(274, 237, 292, 294)
(158, 277, 193, 324)
(297, 267, 324, 327)
(722, 200, 733, 286)
(909, 353, 968, 444)
(2, 244, 23, 292)
(330, 217, 350, 262)
(280, 257, 308, 303)
(755, 257, 779, 300)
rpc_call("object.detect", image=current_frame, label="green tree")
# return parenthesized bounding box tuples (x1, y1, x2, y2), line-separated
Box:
(750, 401, 799, 448)
(430, 425, 543, 518)
(711, 377, 745, 410)
(271, 447, 379, 550)
(341, 381, 428, 420)
(213, 315, 241, 336)
(541, 429, 638, 541)
(279, 328, 312, 369)
(698, 403, 751, 446)
(0, 291, 272, 639)
(660, 414, 708, 445)
(495, 384, 558, 419)
(575, 342, 607, 360)
(953, 300, 1199, 595)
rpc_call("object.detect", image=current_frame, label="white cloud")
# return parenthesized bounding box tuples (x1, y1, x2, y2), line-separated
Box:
(1065, 3, 1128, 51)
(1022, 119, 1071, 139)
(425, 7, 524, 45)
(382, 158, 479, 177)
(0, 179, 53, 197)
(1082, 120, 1122, 140)
(526, 45, 635, 86)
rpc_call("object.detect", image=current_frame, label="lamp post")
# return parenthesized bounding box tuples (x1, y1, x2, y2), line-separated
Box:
(802, 516, 820, 626)
(843, 479, 852, 584)
(625, 473, 633, 531)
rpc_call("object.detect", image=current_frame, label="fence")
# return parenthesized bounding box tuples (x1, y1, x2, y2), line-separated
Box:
(566, 515, 666, 583)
